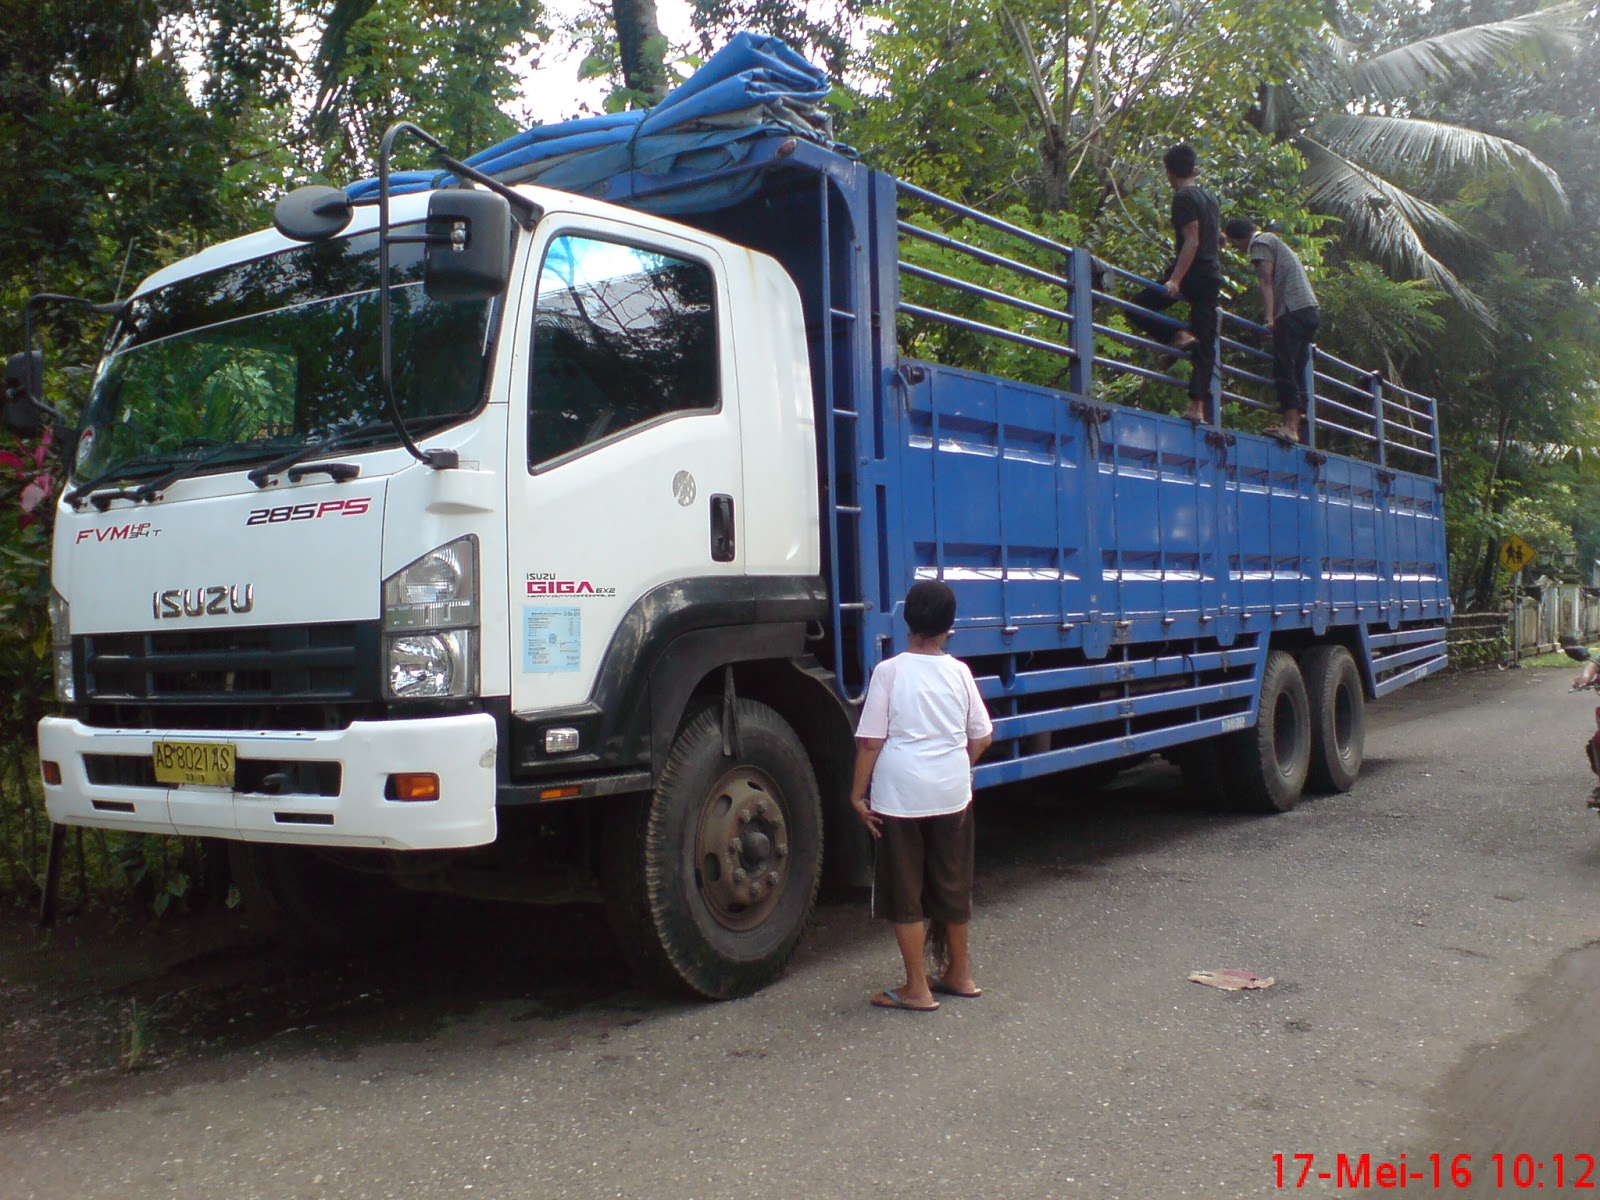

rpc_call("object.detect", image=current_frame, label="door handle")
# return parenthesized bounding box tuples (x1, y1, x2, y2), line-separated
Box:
(710, 494, 736, 563)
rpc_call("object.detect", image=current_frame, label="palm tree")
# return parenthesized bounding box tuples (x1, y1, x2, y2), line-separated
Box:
(1254, 1, 1587, 320)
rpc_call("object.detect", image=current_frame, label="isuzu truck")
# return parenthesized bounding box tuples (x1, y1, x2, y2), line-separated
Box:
(7, 36, 1449, 998)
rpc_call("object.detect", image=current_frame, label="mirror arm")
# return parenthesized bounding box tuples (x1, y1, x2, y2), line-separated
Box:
(18, 293, 123, 426)
(433, 152, 543, 230)
(377, 122, 458, 471)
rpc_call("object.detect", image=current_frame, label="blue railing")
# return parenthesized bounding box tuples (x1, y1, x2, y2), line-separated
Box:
(893, 180, 1442, 480)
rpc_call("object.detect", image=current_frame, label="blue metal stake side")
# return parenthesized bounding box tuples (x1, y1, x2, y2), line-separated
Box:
(596, 135, 1450, 792)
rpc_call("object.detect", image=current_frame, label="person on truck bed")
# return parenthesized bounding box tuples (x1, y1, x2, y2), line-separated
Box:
(1224, 216, 1320, 445)
(850, 579, 994, 1012)
(1126, 143, 1223, 425)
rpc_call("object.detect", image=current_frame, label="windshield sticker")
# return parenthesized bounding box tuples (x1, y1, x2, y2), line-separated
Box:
(523, 607, 581, 673)
(245, 498, 373, 525)
(75, 522, 161, 544)
(525, 572, 616, 598)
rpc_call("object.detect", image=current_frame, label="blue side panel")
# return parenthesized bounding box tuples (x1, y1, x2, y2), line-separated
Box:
(1319, 453, 1385, 619)
(874, 359, 1449, 789)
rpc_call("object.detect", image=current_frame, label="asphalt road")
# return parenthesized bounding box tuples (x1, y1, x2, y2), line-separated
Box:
(4, 664, 1600, 1199)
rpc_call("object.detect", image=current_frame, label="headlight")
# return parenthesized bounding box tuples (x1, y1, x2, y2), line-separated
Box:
(383, 537, 479, 699)
(49, 591, 73, 704)
(383, 536, 479, 631)
(387, 630, 477, 699)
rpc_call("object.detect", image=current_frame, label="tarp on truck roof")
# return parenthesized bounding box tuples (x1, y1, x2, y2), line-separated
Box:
(344, 32, 836, 214)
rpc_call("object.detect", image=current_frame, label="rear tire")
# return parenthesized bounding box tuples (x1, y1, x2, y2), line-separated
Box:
(228, 843, 427, 956)
(1301, 645, 1365, 793)
(1224, 649, 1311, 813)
(602, 699, 823, 999)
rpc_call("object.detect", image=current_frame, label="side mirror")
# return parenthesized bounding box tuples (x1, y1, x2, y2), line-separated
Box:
(274, 185, 355, 243)
(424, 188, 512, 301)
(3, 351, 45, 436)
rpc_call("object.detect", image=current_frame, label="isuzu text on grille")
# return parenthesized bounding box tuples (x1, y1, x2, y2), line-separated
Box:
(151, 585, 255, 618)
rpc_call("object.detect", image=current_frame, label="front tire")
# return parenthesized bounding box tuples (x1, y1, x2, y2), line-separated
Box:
(602, 699, 823, 999)
(1301, 645, 1365, 793)
(1224, 649, 1311, 813)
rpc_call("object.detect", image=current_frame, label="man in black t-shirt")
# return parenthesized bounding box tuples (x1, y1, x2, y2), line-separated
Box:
(1127, 144, 1223, 424)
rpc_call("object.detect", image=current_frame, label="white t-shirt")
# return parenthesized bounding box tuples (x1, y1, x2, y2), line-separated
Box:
(856, 651, 993, 818)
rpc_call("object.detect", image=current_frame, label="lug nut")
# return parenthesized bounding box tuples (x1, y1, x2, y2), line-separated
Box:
(775, 841, 788, 858)
(732, 868, 747, 884)
(755, 800, 769, 817)
(749, 881, 764, 899)
(766, 871, 780, 886)
(738, 807, 752, 823)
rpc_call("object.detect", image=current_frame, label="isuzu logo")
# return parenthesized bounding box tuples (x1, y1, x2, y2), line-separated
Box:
(152, 585, 256, 619)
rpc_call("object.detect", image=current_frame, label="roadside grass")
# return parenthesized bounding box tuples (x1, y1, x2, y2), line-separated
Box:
(1520, 649, 1594, 669)
(2, 747, 222, 916)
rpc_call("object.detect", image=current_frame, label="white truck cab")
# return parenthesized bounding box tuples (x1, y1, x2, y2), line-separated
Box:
(33, 183, 838, 996)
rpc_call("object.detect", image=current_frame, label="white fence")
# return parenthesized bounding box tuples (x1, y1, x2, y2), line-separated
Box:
(1510, 580, 1600, 657)
(1447, 582, 1600, 669)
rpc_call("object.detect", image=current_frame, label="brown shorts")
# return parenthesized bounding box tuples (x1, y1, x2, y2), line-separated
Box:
(871, 806, 975, 925)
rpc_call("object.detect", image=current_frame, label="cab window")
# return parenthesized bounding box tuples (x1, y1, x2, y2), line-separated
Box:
(529, 234, 718, 468)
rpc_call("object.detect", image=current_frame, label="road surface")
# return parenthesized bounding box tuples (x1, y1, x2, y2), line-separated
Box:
(3, 664, 1598, 1198)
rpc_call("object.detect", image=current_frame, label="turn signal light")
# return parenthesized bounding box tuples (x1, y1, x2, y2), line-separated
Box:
(41, 761, 62, 786)
(538, 785, 582, 801)
(387, 772, 440, 802)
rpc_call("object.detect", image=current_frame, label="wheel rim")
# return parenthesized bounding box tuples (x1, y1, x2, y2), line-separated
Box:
(694, 766, 790, 931)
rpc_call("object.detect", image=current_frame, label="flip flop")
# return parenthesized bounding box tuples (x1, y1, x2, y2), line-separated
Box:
(871, 988, 939, 1012)
(1264, 425, 1299, 444)
(929, 975, 983, 999)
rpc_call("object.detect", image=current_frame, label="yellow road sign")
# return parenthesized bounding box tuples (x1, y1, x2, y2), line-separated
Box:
(1499, 535, 1536, 573)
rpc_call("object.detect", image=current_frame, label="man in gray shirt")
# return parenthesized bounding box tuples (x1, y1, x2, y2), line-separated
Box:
(1224, 217, 1319, 443)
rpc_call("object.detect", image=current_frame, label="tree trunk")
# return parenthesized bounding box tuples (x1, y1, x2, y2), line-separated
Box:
(611, 0, 669, 101)
(1467, 408, 1515, 609)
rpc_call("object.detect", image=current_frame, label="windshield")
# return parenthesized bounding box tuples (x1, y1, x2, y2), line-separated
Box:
(74, 224, 500, 483)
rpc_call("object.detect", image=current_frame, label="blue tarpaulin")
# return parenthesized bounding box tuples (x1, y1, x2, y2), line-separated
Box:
(345, 33, 834, 212)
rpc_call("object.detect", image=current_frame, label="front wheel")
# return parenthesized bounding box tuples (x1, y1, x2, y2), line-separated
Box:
(602, 699, 823, 999)
(1224, 649, 1311, 813)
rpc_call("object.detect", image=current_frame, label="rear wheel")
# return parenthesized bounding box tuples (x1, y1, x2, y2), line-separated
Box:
(1224, 649, 1311, 813)
(1301, 645, 1365, 793)
(602, 699, 823, 999)
(228, 843, 427, 955)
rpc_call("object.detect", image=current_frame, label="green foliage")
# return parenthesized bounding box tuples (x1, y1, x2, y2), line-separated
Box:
(1316, 260, 1446, 372)
(308, 0, 544, 173)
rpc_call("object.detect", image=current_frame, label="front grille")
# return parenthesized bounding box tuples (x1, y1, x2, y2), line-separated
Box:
(82, 622, 378, 703)
(84, 753, 342, 796)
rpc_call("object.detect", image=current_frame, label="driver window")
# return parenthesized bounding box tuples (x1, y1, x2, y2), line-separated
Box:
(529, 234, 718, 468)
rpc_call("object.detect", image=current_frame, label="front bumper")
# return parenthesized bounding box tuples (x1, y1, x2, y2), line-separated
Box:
(38, 713, 498, 850)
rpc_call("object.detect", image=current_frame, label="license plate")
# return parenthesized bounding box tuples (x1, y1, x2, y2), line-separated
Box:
(152, 740, 237, 788)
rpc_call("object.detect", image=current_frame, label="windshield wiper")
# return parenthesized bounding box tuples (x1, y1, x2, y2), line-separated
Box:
(79, 445, 276, 511)
(247, 417, 455, 489)
(65, 455, 189, 508)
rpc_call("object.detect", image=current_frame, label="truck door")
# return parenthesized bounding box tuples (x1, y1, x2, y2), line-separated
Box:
(506, 219, 742, 716)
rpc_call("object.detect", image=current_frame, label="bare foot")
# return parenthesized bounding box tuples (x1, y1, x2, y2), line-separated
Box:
(1183, 402, 1207, 423)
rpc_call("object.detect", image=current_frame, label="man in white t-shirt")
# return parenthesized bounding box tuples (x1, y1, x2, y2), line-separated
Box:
(850, 580, 994, 1012)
